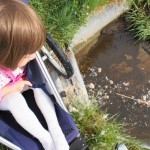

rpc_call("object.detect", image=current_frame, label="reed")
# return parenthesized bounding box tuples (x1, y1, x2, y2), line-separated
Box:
(125, 0, 150, 42)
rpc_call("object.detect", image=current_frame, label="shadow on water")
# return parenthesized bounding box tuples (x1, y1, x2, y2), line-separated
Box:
(77, 18, 150, 140)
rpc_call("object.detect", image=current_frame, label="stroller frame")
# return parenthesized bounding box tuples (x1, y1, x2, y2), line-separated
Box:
(35, 50, 68, 113)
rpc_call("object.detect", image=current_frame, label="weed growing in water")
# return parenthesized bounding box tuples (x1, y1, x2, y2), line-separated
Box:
(67, 95, 143, 150)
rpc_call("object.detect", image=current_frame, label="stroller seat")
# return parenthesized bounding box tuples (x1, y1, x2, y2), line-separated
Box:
(0, 32, 88, 150)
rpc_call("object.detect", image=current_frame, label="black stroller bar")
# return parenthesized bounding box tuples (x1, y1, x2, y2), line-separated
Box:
(45, 33, 74, 79)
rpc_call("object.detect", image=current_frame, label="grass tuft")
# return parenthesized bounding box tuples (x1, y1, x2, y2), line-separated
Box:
(67, 95, 144, 150)
(29, 0, 109, 47)
(125, 0, 150, 42)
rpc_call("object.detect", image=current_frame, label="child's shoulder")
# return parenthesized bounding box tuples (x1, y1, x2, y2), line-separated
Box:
(0, 69, 11, 88)
(0, 67, 12, 76)
(0, 68, 10, 79)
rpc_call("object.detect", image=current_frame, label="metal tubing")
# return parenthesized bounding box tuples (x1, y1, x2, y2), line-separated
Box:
(35, 51, 68, 112)
(0, 136, 21, 150)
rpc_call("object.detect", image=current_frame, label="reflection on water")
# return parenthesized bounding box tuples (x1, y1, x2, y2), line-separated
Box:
(77, 19, 150, 140)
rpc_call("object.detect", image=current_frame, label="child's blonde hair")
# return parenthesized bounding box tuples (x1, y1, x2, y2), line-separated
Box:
(0, 0, 46, 69)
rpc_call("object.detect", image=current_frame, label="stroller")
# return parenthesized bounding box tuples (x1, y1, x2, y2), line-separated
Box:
(0, 28, 88, 150)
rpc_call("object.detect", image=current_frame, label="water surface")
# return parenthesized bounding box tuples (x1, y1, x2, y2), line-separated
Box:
(77, 18, 150, 140)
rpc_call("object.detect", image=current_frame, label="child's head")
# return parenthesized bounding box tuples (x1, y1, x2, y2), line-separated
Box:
(0, 0, 46, 70)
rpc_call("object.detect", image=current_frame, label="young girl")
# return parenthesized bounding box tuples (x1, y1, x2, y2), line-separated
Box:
(0, 0, 69, 150)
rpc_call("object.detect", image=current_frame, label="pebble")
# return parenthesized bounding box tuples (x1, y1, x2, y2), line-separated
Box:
(105, 85, 108, 89)
(143, 95, 147, 101)
(98, 68, 102, 73)
(103, 95, 109, 99)
(109, 80, 114, 85)
(123, 82, 130, 86)
(88, 83, 95, 89)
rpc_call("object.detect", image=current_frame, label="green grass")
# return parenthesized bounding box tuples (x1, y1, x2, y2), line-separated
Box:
(68, 95, 146, 150)
(125, 9, 150, 42)
(29, 0, 109, 48)
(0, 145, 10, 150)
(125, 0, 150, 42)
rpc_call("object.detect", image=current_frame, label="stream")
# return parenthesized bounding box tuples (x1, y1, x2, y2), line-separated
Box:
(76, 18, 150, 141)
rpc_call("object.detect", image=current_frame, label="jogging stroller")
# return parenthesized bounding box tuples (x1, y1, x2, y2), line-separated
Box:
(0, 28, 88, 150)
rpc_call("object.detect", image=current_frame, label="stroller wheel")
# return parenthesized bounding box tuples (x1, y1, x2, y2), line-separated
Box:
(41, 33, 74, 79)
(115, 143, 128, 150)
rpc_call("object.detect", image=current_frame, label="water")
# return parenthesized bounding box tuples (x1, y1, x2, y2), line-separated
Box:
(77, 18, 150, 140)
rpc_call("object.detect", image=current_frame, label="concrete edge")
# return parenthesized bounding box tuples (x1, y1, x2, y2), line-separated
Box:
(70, 2, 129, 54)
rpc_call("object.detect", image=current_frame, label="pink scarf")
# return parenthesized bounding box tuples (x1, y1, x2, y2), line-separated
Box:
(0, 67, 27, 86)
